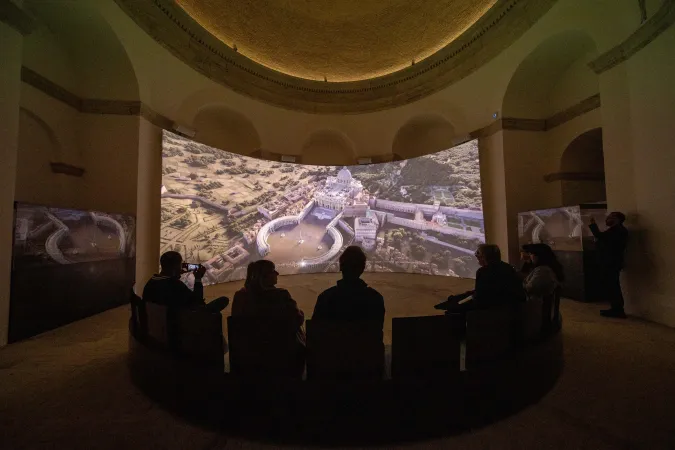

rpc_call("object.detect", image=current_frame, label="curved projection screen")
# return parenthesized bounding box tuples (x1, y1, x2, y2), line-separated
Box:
(161, 131, 484, 285)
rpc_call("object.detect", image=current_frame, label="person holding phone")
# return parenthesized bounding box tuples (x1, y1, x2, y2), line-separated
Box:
(143, 251, 229, 312)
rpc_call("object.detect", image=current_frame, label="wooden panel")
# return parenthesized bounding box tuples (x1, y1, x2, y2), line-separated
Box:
(176, 310, 224, 369)
(391, 315, 462, 380)
(306, 319, 384, 381)
(465, 307, 515, 370)
(145, 302, 169, 346)
(227, 316, 302, 378)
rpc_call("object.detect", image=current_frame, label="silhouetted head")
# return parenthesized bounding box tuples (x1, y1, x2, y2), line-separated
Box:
(244, 260, 278, 293)
(159, 251, 183, 277)
(339, 246, 367, 280)
(523, 243, 565, 282)
(606, 211, 626, 227)
(475, 244, 501, 267)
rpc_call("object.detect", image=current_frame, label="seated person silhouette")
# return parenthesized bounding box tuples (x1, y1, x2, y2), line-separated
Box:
(434, 244, 525, 313)
(143, 251, 229, 312)
(313, 246, 385, 328)
(522, 243, 564, 302)
(519, 245, 536, 280)
(232, 260, 305, 373)
(232, 260, 305, 339)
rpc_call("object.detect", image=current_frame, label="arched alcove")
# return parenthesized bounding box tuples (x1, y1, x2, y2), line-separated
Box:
(301, 130, 356, 166)
(392, 114, 456, 160)
(23, 0, 140, 101)
(503, 30, 598, 118)
(559, 128, 606, 205)
(193, 106, 261, 155)
(16, 108, 71, 205)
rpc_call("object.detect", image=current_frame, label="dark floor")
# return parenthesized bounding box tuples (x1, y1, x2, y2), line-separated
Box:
(2, 273, 675, 449)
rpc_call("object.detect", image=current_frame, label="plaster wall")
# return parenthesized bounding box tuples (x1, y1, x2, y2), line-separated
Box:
(134, 118, 163, 294)
(478, 131, 509, 258)
(605, 24, 675, 325)
(0, 21, 23, 346)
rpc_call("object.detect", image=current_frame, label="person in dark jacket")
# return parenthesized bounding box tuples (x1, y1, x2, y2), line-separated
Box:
(434, 244, 526, 313)
(313, 246, 385, 328)
(142, 251, 229, 312)
(590, 211, 629, 318)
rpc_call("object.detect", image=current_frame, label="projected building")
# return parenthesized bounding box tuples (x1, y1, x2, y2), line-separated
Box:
(314, 168, 363, 210)
(355, 215, 378, 242)
(161, 131, 485, 282)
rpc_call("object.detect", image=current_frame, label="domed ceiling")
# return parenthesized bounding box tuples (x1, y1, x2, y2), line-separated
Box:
(175, 0, 498, 81)
(115, 0, 558, 112)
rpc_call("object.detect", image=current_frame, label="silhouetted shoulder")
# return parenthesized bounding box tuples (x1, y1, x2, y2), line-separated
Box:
(366, 286, 384, 301)
(318, 285, 340, 298)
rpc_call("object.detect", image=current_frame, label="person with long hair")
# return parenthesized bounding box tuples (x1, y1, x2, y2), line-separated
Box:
(521, 243, 564, 301)
(232, 259, 305, 341)
(519, 245, 536, 279)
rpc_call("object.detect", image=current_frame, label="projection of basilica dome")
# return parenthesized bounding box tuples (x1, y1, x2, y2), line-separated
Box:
(175, 0, 498, 81)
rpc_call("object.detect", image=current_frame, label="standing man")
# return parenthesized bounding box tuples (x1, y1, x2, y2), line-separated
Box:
(590, 212, 629, 318)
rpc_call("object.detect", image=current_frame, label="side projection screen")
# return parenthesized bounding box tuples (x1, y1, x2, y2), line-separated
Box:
(10, 203, 136, 342)
(161, 131, 485, 285)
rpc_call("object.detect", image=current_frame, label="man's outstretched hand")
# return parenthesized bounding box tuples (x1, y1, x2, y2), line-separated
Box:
(195, 264, 207, 280)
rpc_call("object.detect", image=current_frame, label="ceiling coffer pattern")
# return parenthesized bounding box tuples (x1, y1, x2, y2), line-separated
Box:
(114, 0, 559, 113)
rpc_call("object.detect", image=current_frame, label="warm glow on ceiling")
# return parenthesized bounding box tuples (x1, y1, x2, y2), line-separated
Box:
(176, 0, 498, 82)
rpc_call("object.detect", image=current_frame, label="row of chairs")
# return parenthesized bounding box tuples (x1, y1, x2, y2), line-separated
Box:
(130, 290, 560, 381)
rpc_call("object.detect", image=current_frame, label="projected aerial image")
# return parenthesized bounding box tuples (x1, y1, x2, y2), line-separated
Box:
(13, 204, 136, 268)
(160, 131, 485, 285)
(518, 206, 608, 252)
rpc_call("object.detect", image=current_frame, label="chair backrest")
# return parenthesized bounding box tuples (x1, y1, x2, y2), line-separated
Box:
(129, 290, 147, 339)
(306, 319, 384, 381)
(518, 298, 543, 343)
(465, 306, 516, 370)
(176, 309, 224, 370)
(227, 316, 302, 378)
(541, 288, 561, 334)
(145, 302, 169, 346)
(391, 315, 462, 380)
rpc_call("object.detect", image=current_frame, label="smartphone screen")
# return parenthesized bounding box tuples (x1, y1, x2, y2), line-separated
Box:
(186, 263, 199, 271)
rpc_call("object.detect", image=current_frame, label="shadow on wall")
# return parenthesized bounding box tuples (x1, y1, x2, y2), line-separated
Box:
(502, 30, 599, 119)
(392, 114, 456, 160)
(623, 213, 662, 316)
(560, 127, 606, 205)
(301, 129, 356, 166)
(193, 106, 261, 155)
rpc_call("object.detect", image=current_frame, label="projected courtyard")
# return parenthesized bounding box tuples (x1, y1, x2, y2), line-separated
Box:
(161, 131, 485, 285)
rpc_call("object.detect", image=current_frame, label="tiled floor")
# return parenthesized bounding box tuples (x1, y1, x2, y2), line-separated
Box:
(2, 272, 675, 449)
